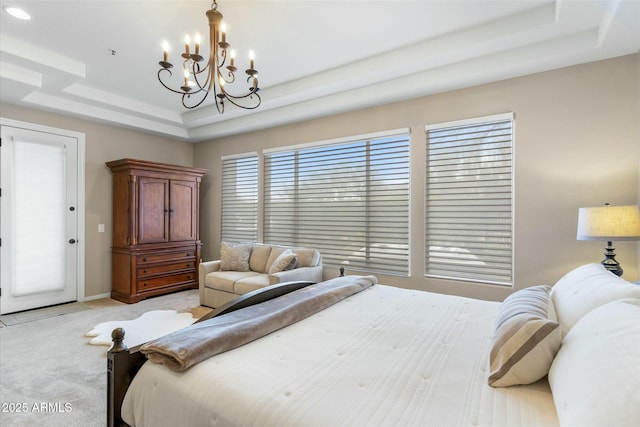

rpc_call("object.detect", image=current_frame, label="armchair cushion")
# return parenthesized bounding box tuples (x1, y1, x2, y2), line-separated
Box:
(249, 244, 272, 273)
(205, 271, 262, 293)
(292, 247, 320, 268)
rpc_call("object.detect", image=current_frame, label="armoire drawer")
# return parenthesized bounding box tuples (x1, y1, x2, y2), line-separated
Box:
(137, 261, 196, 278)
(137, 272, 196, 292)
(137, 249, 196, 265)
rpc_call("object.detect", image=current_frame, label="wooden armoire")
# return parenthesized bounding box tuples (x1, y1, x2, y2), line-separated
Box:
(106, 159, 207, 303)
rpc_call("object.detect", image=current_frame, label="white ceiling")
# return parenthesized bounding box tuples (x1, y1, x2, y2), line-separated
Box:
(1, 0, 639, 142)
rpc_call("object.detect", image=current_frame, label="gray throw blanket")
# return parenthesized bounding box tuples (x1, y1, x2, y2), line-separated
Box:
(141, 275, 377, 371)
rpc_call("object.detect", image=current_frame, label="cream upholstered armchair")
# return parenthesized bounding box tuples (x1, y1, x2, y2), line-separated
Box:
(199, 242, 323, 308)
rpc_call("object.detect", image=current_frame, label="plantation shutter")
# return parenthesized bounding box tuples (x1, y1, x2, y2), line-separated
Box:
(264, 130, 410, 275)
(221, 154, 258, 243)
(425, 113, 513, 285)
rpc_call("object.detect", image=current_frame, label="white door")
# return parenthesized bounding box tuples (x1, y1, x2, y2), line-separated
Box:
(0, 125, 79, 314)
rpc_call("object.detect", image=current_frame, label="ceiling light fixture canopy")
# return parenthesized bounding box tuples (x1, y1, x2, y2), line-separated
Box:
(3, 6, 31, 20)
(157, 0, 260, 114)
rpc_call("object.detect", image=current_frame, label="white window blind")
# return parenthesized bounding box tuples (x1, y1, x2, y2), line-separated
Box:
(264, 131, 410, 275)
(425, 113, 513, 285)
(12, 139, 67, 295)
(221, 154, 258, 243)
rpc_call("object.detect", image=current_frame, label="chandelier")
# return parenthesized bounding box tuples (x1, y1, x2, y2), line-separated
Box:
(157, 0, 260, 113)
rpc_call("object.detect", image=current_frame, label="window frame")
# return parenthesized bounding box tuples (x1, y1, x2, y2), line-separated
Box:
(263, 128, 411, 276)
(424, 112, 515, 286)
(220, 152, 259, 244)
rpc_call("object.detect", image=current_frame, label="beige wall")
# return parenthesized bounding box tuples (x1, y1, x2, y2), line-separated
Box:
(0, 105, 194, 298)
(194, 54, 640, 301)
(1, 54, 637, 303)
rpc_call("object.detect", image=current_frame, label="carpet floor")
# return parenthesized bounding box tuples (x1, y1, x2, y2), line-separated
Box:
(0, 289, 209, 427)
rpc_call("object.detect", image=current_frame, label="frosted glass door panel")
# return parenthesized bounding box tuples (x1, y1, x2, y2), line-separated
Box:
(1, 123, 78, 314)
(12, 140, 67, 295)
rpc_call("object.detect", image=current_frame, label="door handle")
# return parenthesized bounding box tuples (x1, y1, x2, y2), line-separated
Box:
(69, 239, 77, 244)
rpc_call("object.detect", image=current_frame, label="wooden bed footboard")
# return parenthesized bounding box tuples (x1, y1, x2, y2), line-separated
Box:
(106, 280, 317, 427)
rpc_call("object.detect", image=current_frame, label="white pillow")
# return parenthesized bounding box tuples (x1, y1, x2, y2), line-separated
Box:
(550, 263, 640, 337)
(488, 285, 561, 387)
(548, 298, 640, 427)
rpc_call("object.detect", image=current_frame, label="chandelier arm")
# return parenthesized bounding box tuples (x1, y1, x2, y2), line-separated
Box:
(157, 69, 197, 96)
(222, 67, 236, 84)
(190, 62, 212, 93)
(220, 91, 262, 110)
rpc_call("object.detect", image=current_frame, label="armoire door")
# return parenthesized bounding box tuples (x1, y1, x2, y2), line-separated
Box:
(137, 177, 169, 244)
(169, 180, 197, 241)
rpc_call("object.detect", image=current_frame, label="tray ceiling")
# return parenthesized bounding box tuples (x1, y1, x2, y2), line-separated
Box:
(1, 0, 639, 142)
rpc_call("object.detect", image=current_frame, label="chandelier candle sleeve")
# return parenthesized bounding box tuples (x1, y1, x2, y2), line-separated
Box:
(195, 33, 201, 56)
(162, 41, 168, 62)
(157, 0, 261, 113)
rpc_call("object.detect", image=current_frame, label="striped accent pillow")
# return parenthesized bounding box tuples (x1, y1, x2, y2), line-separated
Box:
(488, 285, 561, 387)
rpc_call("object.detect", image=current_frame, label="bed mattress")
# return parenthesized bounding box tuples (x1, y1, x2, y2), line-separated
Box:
(122, 284, 559, 426)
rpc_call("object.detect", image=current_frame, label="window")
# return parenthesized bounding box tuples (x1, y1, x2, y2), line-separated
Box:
(264, 130, 410, 275)
(425, 113, 513, 285)
(221, 154, 259, 243)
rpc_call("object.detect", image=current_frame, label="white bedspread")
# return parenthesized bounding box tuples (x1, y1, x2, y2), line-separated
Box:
(122, 284, 559, 427)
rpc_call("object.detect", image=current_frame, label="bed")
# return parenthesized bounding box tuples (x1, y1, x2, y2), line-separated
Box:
(107, 263, 640, 427)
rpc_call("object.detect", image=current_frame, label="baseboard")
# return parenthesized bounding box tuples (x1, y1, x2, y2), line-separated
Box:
(82, 292, 111, 302)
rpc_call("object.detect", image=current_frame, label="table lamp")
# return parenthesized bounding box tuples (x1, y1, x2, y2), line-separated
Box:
(576, 203, 640, 276)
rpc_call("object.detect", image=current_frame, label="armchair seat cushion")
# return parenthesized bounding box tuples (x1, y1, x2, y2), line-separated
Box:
(205, 271, 263, 293)
(200, 243, 323, 308)
(235, 275, 272, 295)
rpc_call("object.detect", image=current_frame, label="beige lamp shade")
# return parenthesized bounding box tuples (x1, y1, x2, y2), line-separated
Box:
(576, 205, 640, 241)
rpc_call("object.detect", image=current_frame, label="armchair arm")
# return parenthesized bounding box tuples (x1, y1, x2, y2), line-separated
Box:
(199, 260, 221, 301)
(269, 265, 323, 285)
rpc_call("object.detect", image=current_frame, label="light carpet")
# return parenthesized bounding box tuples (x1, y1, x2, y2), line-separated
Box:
(0, 302, 91, 327)
(0, 289, 210, 427)
(86, 309, 196, 348)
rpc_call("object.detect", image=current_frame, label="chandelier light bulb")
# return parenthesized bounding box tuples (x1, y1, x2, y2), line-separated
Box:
(249, 50, 255, 70)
